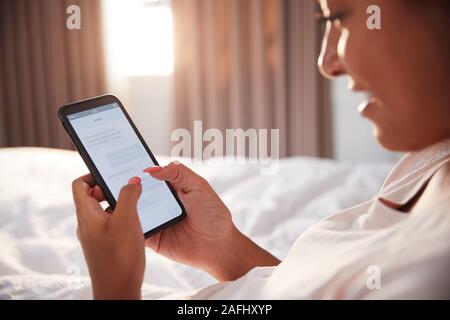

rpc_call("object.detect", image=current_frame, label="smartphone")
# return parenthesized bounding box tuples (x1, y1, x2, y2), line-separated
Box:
(58, 94, 186, 238)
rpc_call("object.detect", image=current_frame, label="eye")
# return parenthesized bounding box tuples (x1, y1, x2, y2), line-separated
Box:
(316, 13, 342, 23)
(315, 12, 346, 28)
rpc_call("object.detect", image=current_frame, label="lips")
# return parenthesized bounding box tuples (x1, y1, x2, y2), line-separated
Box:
(348, 77, 381, 115)
(348, 84, 376, 112)
(362, 91, 374, 101)
(357, 99, 371, 113)
(357, 92, 380, 116)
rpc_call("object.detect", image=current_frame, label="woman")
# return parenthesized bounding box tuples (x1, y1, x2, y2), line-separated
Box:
(71, 0, 450, 299)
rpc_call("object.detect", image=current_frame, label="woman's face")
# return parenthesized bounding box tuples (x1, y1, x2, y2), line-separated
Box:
(318, 0, 450, 151)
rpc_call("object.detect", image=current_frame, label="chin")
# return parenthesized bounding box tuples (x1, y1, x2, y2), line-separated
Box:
(374, 125, 448, 153)
(373, 127, 400, 152)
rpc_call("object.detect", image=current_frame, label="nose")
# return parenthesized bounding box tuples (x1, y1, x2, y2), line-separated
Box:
(318, 23, 346, 79)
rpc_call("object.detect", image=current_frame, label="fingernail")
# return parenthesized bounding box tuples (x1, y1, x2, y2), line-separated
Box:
(89, 188, 94, 197)
(143, 166, 163, 174)
(128, 177, 142, 185)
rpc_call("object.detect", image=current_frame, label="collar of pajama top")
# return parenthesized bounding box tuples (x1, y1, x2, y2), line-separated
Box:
(179, 138, 450, 300)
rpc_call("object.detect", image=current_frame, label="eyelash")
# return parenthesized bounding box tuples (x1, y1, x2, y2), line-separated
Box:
(315, 13, 345, 24)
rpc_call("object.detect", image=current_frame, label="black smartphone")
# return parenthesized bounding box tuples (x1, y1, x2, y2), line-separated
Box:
(58, 94, 186, 238)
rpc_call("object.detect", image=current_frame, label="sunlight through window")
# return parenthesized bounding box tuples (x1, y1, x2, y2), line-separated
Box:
(103, 0, 174, 76)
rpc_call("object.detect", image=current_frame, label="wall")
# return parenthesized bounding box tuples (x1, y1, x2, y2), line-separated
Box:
(330, 77, 403, 163)
(110, 76, 405, 161)
(127, 76, 173, 156)
(102, 73, 173, 156)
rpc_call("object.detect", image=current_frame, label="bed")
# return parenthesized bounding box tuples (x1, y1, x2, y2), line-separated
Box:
(0, 147, 394, 299)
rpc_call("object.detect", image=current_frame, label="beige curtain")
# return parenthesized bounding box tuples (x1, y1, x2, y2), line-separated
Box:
(172, 0, 330, 158)
(0, 0, 106, 149)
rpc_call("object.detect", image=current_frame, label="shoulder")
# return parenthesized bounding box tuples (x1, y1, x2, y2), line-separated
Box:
(427, 159, 450, 202)
(435, 160, 450, 188)
(410, 159, 450, 214)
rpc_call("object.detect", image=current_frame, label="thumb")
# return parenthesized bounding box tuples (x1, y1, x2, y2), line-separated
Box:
(144, 162, 206, 193)
(113, 177, 142, 223)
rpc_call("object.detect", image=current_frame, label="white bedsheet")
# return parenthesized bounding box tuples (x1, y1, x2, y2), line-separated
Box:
(0, 147, 394, 299)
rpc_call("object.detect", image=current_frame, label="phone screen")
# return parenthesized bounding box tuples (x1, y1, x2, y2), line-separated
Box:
(67, 102, 183, 234)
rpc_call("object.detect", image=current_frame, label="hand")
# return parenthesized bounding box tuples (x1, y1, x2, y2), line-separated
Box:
(72, 174, 145, 300)
(144, 162, 280, 281)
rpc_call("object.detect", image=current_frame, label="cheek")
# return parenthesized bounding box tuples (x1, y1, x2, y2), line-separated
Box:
(337, 28, 379, 90)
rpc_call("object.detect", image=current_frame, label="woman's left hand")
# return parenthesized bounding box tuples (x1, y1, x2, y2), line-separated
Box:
(72, 174, 145, 300)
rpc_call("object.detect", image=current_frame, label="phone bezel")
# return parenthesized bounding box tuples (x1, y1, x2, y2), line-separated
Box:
(58, 94, 186, 238)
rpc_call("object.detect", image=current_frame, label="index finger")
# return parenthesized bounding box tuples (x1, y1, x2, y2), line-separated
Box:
(72, 175, 92, 210)
(75, 174, 106, 202)
(144, 162, 206, 193)
(78, 173, 96, 187)
(72, 175, 104, 222)
(72, 174, 103, 210)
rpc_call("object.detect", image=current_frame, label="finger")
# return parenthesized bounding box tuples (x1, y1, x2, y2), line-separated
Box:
(145, 231, 162, 252)
(72, 176, 92, 210)
(143, 162, 205, 192)
(114, 177, 143, 223)
(80, 174, 105, 202)
(79, 173, 96, 187)
(72, 176, 103, 221)
(89, 185, 106, 203)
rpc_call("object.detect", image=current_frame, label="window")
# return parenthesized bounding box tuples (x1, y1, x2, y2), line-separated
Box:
(103, 0, 174, 76)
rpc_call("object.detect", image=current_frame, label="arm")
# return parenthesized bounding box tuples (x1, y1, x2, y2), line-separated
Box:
(72, 175, 145, 300)
(72, 162, 278, 301)
(144, 162, 280, 282)
(206, 227, 280, 281)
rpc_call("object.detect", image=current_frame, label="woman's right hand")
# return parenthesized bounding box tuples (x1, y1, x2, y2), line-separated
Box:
(144, 162, 280, 281)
